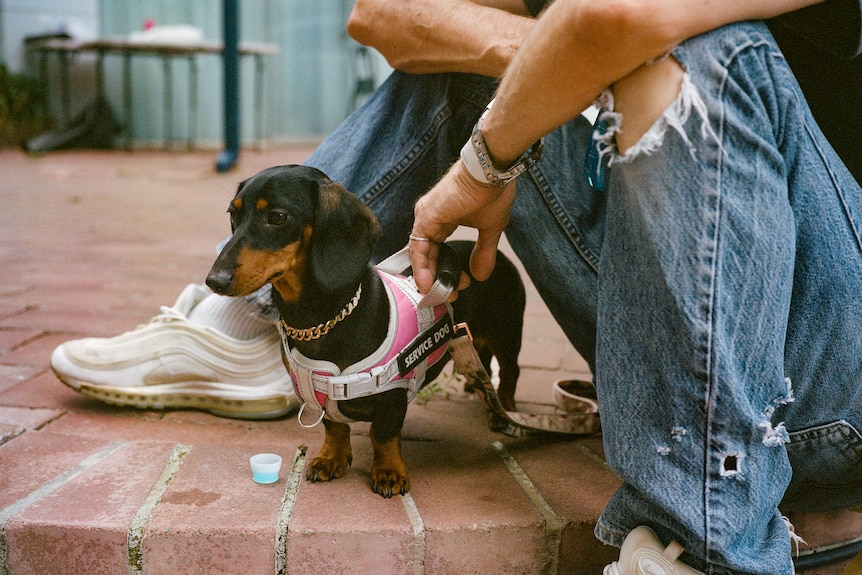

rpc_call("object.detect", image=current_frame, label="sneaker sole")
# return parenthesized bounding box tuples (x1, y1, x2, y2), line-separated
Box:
(67, 380, 298, 420)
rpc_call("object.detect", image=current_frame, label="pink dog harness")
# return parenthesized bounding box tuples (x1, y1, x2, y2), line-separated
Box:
(279, 248, 455, 427)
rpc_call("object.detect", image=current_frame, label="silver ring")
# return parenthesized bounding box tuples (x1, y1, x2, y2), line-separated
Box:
(409, 234, 432, 243)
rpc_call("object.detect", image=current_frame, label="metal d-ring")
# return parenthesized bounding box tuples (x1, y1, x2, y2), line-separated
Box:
(297, 403, 326, 429)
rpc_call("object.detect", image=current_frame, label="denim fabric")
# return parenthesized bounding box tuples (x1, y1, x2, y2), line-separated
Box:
(267, 20, 860, 575)
(594, 22, 862, 575)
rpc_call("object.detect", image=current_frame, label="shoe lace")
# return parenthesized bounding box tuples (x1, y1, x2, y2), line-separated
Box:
(133, 306, 186, 330)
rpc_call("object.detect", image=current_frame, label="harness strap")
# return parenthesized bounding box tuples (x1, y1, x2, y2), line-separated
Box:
(376, 246, 455, 311)
(287, 341, 429, 403)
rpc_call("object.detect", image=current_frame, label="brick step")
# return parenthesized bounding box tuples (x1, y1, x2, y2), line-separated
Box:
(0, 395, 623, 575)
(2, 396, 860, 575)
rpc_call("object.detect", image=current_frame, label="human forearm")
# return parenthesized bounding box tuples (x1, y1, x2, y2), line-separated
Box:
(347, 0, 535, 76)
(480, 0, 825, 167)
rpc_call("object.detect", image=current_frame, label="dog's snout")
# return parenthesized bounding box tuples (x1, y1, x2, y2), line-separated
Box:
(206, 270, 234, 295)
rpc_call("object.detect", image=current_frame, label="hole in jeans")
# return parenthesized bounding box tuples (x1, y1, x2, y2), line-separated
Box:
(721, 454, 742, 477)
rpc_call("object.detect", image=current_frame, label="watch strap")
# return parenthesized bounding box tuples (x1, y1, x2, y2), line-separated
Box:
(460, 100, 543, 187)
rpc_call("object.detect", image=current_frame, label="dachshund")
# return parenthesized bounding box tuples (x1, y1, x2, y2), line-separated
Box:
(206, 165, 525, 497)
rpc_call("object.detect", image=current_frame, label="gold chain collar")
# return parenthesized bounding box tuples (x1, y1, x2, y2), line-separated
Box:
(280, 284, 362, 342)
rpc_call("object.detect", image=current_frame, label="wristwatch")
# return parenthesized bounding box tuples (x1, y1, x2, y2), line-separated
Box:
(460, 99, 544, 187)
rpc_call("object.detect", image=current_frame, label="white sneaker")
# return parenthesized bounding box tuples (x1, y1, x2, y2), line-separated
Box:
(51, 284, 299, 420)
(604, 526, 705, 575)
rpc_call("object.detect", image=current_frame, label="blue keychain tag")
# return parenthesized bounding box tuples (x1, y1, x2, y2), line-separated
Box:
(583, 109, 608, 192)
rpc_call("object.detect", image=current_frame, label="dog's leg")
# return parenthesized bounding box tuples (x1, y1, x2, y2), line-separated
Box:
(370, 430, 409, 498)
(365, 391, 410, 497)
(476, 339, 520, 432)
(494, 354, 521, 427)
(495, 352, 519, 413)
(306, 419, 353, 482)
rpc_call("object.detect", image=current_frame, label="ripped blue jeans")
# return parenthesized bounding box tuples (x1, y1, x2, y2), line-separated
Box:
(297, 21, 862, 575)
(593, 21, 862, 575)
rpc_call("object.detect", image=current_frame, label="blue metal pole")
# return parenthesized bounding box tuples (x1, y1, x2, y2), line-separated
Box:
(216, 0, 240, 172)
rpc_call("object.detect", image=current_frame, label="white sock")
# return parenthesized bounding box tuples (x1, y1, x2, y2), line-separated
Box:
(187, 293, 274, 340)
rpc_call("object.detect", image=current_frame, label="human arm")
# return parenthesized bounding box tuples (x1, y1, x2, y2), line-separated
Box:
(409, 0, 825, 292)
(347, 0, 536, 77)
(478, 0, 826, 169)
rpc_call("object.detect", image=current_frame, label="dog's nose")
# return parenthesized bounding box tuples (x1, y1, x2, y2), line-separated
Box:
(206, 270, 234, 295)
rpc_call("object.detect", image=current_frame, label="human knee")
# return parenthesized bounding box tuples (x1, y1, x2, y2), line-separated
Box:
(610, 55, 685, 155)
(591, 53, 717, 168)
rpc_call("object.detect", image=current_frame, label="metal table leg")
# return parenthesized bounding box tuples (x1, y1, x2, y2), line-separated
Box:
(123, 52, 133, 150)
(216, 0, 240, 172)
(187, 55, 197, 150)
(254, 53, 264, 148)
(60, 51, 71, 127)
(163, 56, 172, 149)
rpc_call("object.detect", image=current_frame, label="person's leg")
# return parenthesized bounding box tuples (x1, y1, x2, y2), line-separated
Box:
(505, 123, 605, 372)
(593, 21, 862, 574)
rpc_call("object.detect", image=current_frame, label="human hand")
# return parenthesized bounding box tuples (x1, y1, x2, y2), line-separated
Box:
(409, 159, 516, 294)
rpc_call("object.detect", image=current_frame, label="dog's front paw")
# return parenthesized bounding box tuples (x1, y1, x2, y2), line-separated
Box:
(306, 451, 353, 482)
(307, 421, 353, 482)
(371, 464, 409, 498)
(370, 435, 409, 498)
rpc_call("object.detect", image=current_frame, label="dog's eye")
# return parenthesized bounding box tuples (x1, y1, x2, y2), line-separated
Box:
(267, 210, 288, 225)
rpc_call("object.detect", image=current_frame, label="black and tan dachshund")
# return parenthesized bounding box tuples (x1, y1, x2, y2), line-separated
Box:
(206, 165, 525, 497)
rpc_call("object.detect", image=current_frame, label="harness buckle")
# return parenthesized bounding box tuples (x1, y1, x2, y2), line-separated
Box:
(454, 322, 473, 341)
(327, 371, 374, 400)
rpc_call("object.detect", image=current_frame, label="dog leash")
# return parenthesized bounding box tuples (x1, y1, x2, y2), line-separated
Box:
(447, 325, 601, 437)
(381, 244, 602, 438)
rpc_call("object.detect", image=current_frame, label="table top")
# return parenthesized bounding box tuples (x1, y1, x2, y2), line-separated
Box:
(28, 37, 278, 56)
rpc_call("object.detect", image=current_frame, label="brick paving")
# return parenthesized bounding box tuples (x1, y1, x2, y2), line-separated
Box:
(0, 149, 858, 574)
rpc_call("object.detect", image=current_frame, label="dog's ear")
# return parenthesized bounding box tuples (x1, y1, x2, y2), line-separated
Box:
(228, 178, 250, 232)
(310, 179, 381, 290)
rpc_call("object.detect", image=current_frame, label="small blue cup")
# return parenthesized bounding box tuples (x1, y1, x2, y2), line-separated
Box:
(249, 453, 282, 484)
